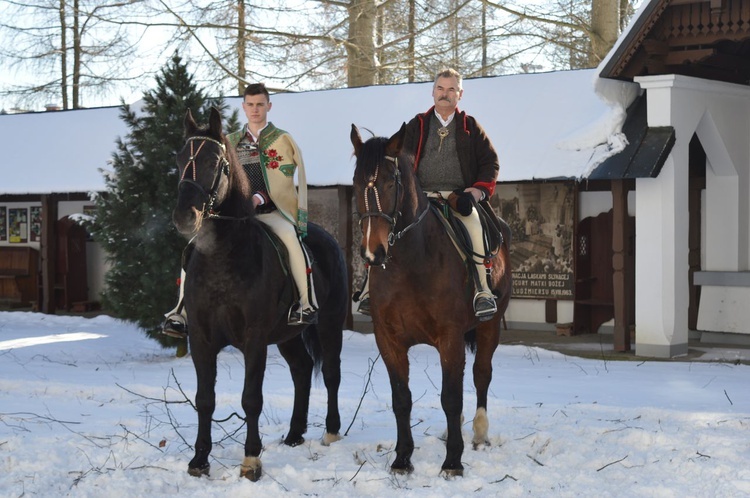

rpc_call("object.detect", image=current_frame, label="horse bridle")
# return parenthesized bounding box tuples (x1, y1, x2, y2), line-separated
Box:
(359, 155, 429, 246)
(178, 135, 230, 217)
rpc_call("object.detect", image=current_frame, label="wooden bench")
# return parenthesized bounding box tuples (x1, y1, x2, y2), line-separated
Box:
(0, 246, 39, 306)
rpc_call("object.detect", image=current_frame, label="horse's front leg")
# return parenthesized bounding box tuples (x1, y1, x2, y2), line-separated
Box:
(317, 320, 343, 445)
(471, 319, 501, 449)
(375, 332, 414, 474)
(240, 344, 268, 481)
(277, 335, 314, 446)
(188, 344, 218, 477)
(439, 336, 467, 477)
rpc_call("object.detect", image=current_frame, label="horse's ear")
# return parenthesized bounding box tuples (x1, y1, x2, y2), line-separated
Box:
(351, 124, 363, 156)
(184, 109, 198, 134)
(385, 122, 406, 157)
(209, 107, 223, 136)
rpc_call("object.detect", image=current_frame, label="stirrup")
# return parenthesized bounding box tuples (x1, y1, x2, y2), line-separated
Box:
(473, 293, 497, 322)
(288, 302, 319, 325)
(357, 297, 371, 316)
(162, 314, 188, 339)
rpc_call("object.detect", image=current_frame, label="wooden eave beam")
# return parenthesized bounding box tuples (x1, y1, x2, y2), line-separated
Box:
(666, 63, 749, 83)
(664, 48, 715, 65)
(643, 39, 669, 55)
(706, 52, 750, 73)
(669, 0, 722, 6)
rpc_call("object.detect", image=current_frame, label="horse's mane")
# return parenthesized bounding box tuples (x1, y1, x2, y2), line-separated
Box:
(221, 134, 253, 200)
(189, 120, 255, 215)
(358, 135, 416, 182)
(356, 136, 388, 178)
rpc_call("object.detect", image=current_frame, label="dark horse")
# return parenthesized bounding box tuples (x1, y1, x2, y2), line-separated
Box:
(350, 124, 512, 477)
(172, 107, 348, 481)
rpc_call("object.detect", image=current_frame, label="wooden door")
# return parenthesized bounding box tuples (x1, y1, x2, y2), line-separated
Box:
(55, 217, 88, 309)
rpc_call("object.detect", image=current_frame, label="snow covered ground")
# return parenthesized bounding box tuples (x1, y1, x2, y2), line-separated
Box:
(1, 311, 748, 497)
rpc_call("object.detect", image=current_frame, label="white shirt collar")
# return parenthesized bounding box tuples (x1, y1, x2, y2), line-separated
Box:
(245, 123, 268, 142)
(434, 109, 455, 128)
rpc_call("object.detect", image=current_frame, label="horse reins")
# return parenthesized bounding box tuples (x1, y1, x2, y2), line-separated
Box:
(178, 135, 230, 217)
(360, 155, 429, 247)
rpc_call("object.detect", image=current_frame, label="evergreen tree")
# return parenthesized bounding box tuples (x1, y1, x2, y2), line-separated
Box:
(87, 52, 239, 345)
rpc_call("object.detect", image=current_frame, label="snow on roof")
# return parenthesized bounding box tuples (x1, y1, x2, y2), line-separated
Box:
(0, 68, 638, 195)
(1, 106, 128, 195)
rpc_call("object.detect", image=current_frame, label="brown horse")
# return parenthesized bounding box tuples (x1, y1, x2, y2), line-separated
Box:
(350, 123, 512, 477)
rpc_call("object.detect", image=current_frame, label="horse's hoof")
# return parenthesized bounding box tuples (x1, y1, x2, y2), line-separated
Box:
(240, 456, 262, 481)
(283, 434, 305, 447)
(390, 461, 414, 475)
(440, 467, 464, 478)
(472, 439, 490, 450)
(187, 463, 210, 477)
(322, 432, 342, 446)
(240, 466, 262, 482)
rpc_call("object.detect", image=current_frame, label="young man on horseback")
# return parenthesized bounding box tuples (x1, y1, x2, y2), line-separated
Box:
(358, 68, 500, 320)
(163, 83, 318, 338)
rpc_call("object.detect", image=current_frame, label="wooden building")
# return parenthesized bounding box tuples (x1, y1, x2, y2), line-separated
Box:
(4, 0, 750, 357)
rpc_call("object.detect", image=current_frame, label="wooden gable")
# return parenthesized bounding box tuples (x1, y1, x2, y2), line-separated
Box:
(602, 0, 750, 84)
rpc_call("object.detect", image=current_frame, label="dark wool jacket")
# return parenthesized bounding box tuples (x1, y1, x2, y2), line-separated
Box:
(404, 106, 500, 198)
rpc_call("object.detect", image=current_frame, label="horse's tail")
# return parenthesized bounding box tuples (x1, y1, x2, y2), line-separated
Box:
(302, 326, 324, 374)
(464, 328, 478, 354)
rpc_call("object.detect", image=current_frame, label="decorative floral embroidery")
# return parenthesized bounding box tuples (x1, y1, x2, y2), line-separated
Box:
(263, 149, 283, 169)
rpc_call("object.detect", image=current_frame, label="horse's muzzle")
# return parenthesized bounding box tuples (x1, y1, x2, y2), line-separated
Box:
(173, 206, 203, 236)
(173, 181, 209, 235)
(361, 244, 387, 267)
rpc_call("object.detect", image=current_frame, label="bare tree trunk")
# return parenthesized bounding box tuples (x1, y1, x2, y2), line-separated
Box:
(59, 0, 68, 109)
(408, 0, 415, 82)
(376, 4, 384, 84)
(590, 0, 620, 65)
(481, 0, 487, 76)
(236, 0, 246, 94)
(73, 0, 80, 108)
(451, 0, 458, 67)
(347, 0, 377, 87)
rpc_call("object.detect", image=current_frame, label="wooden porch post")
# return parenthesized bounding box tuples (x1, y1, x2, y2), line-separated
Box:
(611, 180, 631, 351)
(40, 194, 58, 314)
(337, 185, 354, 330)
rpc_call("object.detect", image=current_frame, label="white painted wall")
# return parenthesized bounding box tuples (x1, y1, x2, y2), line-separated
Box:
(635, 75, 750, 355)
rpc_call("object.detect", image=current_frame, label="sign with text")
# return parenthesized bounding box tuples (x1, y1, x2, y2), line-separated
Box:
(492, 183, 575, 300)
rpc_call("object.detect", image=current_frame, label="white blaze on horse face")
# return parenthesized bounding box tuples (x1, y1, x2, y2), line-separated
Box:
(363, 218, 377, 262)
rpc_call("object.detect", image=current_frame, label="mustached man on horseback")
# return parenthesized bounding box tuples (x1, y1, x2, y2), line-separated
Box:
(357, 68, 500, 320)
(163, 83, 318, 338)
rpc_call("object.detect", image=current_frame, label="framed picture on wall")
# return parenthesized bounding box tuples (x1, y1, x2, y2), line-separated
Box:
(30, 206, 42, 242)
(0, 206, 6, 242)
(8, 208, 28, 243)
(494, 182, 575, 300)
